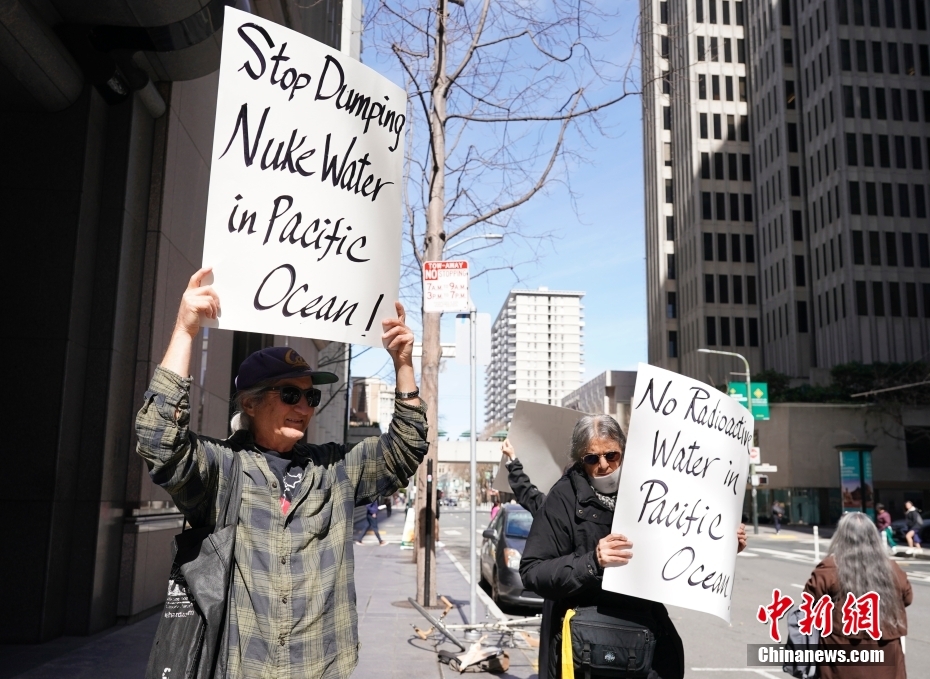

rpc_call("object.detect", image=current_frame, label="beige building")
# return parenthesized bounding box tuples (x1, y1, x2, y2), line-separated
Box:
(485, 287, 585, 426)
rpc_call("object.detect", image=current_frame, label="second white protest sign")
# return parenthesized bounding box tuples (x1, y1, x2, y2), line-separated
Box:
(603, 363, 751, 622)
(201, 7, 407, 347)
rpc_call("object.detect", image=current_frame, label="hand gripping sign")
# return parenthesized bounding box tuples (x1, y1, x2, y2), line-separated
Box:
(602, 363, 752, 622)
(200, 7, 407, 347)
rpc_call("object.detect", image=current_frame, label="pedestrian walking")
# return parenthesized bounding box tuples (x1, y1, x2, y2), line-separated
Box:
(772, 501, 785, 533)
(356, 500, 386, 545)
(490, 495, 502, 521)
(520, 415, 747, 679)
(904, 500, 923, 553)
(135, 268, 428, 679)
(875, 503, 894, 550)
(803, 512, 912, 679)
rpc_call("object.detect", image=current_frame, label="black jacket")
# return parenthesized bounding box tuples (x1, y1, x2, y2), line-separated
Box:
(507, 458, 546, 515)
(520, 466, 684, 679)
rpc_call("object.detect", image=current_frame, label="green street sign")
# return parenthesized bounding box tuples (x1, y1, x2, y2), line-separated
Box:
(727, 382, 770, 420)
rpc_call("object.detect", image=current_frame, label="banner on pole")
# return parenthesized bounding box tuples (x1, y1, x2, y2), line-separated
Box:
(200, 7, 407, 347)
(603, 363, 752, 622)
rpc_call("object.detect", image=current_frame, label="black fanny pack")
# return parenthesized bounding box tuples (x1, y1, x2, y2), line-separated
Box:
(559, 605, 656, 678)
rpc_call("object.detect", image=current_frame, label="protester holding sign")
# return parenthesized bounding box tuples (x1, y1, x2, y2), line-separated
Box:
(135, 268, 427, 679)
(802, 512, 912, 679)
(520, 414, 747, 679)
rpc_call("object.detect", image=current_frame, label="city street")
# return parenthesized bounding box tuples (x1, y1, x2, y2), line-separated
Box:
(439, 508, 930, 678)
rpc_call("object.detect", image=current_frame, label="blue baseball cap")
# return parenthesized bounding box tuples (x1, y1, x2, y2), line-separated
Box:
(235, 347, 339, 391)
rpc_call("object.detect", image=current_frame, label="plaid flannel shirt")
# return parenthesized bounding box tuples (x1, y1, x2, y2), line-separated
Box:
(136, 366, 428, 679)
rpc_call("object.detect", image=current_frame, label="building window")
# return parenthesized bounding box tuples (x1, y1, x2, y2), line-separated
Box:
(856, 280, 869, 314)
(745, 234, 755, 262)
(716, 192, 726, 220)
(714, 152, 724, 179)
(890, 282, 902, 316)
(794, 255, 806, 286)
(665, 179, 674, 203)
(719, 275, 730, 303)
(784, 38, 794, 65)
(852, 230, 865, 264)
(731, 233, 742, 261)
(792, 210, 803, 240)
(841, 39, 852, 70)
(660, 0, 669, 23)
(661, 35, 670, 59)
(856, 39, 869, 71)
(667, 253, 676, 279)
(849, 181, 862, 214)
(843, 86, 855, 116)
(869, 230, 882, 264)
(698, 36, 706, 61)
(748, 317, 759, 346)
(786, 80, 796, 108)
(727, 114, 736, 140)
(668, 330, 678, 358)
(903, 233, 915, 266)
(899, 184, 911, 216)
(706, 316, 717, 345)
(886, 232, 899, 266)
(666, 216, 675, 240)
(787, 123, 799, 152)
(906, 282, 919, 316)
(860, 86, 871, 118)
(790, 167, 802, 196)
(729, 193, 740, 221)
(846, 133, 859, 165)
(717, 232, 728, 261)
(747, 275, 757, 304)
(797, 301, 809, 332)
(702, 192, 712, 219)
(720, 317, 731, 345)
(920, 233, 930, 266)
(667, 291, 677, 318)
(713, 113, 722, 138)
(866, 182, 878, 215)
(703, 232, 714, 260)
(872, 281, 885, 315)
(733, 275, 743, 303)
(735, 317, 745, 345)
(705, 274, 716, 303)
(699, 74, 707, 99)
(700, 113, 708, 138)
(663, 106, 672, 129)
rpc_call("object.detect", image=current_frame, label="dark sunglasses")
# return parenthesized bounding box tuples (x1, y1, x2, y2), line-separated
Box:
(582, 451, 622, 466)
(266, 385, 322, 408)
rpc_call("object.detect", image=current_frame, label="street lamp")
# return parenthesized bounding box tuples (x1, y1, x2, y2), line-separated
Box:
(444, 233, 504, 253)
(697, 348, 759, 535)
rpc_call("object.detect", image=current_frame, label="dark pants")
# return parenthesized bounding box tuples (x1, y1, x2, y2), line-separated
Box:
(365, 515, 382, 542)
(773, 513, 782, 532)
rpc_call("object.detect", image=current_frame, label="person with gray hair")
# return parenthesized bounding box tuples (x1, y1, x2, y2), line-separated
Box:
(520, 414, 748, 679)
(804, 512, 912, 679)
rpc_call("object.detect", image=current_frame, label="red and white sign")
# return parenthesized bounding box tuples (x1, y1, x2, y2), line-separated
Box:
(423, 261, 470, 313)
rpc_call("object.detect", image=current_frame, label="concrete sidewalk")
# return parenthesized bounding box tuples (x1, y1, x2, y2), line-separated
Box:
(0, 506, 539, 679)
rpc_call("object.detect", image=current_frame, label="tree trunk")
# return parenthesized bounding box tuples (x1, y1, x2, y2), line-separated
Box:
(415, 0, 449, 607)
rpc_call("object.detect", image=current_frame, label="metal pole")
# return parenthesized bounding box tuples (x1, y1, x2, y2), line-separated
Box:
(813, 525, 820, 563)
(469, 305, 478, 627)
(697, 348, 758, 535)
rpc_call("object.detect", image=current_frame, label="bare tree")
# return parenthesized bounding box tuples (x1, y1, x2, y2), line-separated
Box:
(366, 0, 636, 604)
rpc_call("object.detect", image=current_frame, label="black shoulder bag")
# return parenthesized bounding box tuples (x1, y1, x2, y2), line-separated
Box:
(145, 452, 244, 679)
(558, 605, 657, 679)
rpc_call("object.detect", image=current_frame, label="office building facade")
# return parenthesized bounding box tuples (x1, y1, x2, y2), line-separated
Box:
(485, 288, 585, 426)
(644, 0, 930, 384)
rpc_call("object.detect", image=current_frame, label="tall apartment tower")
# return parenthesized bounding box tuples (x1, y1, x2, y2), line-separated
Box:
(644, 0, 764, 384)
(747, 0, 930, 372)
(485, 288, 585, 426)
(644, 0, 930, 382)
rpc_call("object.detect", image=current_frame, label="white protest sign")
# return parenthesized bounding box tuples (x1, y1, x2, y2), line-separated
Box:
(200, 7, 407, 347)
(492, 401, 585, 495)
(603, 363, 751, 622)
(423, 261, 470, 313)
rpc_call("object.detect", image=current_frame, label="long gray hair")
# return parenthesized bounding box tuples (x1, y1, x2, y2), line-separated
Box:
(230, 381, 274, 432)
(829, 512, 906, 633)
(569, 415, 626, 464)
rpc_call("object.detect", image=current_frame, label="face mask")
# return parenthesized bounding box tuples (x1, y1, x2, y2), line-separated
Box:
(588, 465, 621, 494)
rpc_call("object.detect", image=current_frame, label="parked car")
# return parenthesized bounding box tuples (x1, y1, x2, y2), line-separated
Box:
(890, 518, 930, 546)
(479, 504, 543, 607)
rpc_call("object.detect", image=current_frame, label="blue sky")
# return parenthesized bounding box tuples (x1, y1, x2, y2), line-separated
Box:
(352, 2, 646, 438)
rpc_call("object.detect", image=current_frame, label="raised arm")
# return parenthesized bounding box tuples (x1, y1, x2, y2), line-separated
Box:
(349, 302, 428, 504)
(135, 268, 226, 527)
(501, 441, 546, 515)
